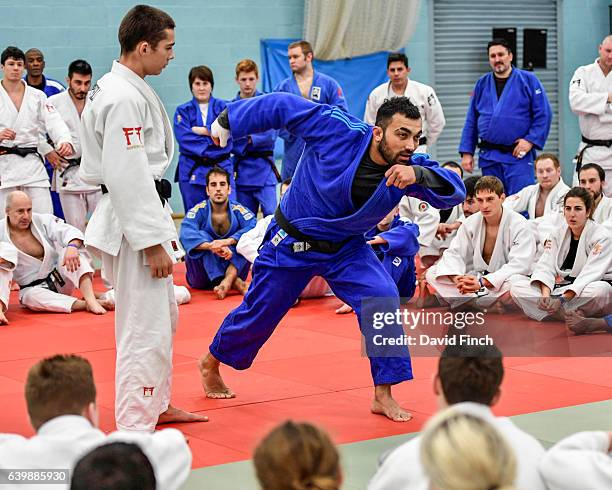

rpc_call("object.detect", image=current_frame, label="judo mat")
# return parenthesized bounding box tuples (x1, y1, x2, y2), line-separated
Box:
(0, 263, 611, 489)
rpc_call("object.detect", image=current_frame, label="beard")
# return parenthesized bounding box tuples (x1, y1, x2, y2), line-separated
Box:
(377, 134, 412, 166)
(69, 88, 87, 100)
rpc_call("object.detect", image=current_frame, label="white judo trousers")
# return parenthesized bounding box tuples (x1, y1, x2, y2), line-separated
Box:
(59, 191, 101, 232)
(102, 238, 177, 432)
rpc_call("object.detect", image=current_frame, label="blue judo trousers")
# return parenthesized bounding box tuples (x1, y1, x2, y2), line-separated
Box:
(209, 93, 465, 386)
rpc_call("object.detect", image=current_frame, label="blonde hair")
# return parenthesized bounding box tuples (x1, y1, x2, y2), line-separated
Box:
(420, 409, 518, 490)
(254, 420, 341, 490)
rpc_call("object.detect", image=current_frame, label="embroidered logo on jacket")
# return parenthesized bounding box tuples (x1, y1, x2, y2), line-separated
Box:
(123, 127, 143, 148)
(143, 387, 154, 397)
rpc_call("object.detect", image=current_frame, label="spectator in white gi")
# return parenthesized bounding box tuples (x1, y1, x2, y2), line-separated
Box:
(511, 187, 612, 322)
(0, 354, 191, 490)
(368, 343, 546, 490)
(0, 191, 111, 314)
(426, 176, 536, 312)
(569, 34, 612, 195)
(364, 52, 445, 154)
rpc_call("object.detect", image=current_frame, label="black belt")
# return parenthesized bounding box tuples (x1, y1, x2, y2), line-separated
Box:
(101, 179, 172, 205)
(478, 140, 517, 153)
(59, 157, 82, 178)
(20, 268, 65, 293)
(575, 136, 612, 173)
(187, 154, 231, 179)
(235, 150, 282, 183)
(274, 207, 350, 254)
(0, 146, 43, 161)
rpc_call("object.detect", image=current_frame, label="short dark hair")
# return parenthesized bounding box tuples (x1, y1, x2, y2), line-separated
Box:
(288, 40, 313, 58)
(118, 5, 175, 55)
(71, 442, 155, 490)
(206, 166, 230, 186)
(475, 175, 505, 197)
(68, 59, 92, 79)
(488, 38, 513, 55)
(188, 65, 214, 90)
(1, 46, 25, 65)
(579, 162, 606, 182)
(387, 52, 408, 69)
(564, 186, 594, 213)
(438, 344, 504, 405)
(375, 96, 421, 130)
(442, 161, 464, 178)
(463, 176, 480, 199)
(25, 355, 96, 430)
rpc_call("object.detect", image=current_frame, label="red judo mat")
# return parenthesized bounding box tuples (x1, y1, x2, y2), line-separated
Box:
(0, 264, 611, 468)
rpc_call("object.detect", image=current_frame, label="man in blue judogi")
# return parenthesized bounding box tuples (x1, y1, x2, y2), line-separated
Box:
(459, 39, 552, 196)
(179, 167, 256, 299)
(174, 66, 234, 212)
(232, 59, 279, 216)
(198, 92, 465, 422)
(275, 40, 347, 180)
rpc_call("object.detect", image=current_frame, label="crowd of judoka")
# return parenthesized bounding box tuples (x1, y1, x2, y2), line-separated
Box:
(0, 20, 612, 489)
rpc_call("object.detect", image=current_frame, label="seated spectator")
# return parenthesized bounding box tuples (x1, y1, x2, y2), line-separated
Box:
(416, 162, 465, 307)
(578, 163, 612, 232)
(71, 442, 155, 490)
(237, 178, 331, 300)
(461, 175, 480, 218)
(368, 343, 546, 490)
(566, 310, 612, 335)
(0, 354, 191, 490)
(0, 191, 112, 314)
(539, 430, 612, 490)
(180, 167, 256, 299)
(254, 420, 342, 490)
(421, 409, 519, 490)
(426, 176, 536, 312)
(174, 65, 234, 211)
(232, 59, 278, 217)
(336, 207, 420, 314)
(511, 187, 612, 321)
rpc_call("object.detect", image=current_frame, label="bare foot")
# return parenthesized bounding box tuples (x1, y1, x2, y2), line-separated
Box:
(566, 310, 607, 335)
(198, 353, 236, 399)
(157, 405, 208, 425)
(85, 299, 108, 315)
(98, 299, 115, 311)
(10, 282, 19, 291)
(0, 311, 8, 325)
(371, 385, 412, 422)
(335, 303, 353, 314)
(233, 277, 249, 295)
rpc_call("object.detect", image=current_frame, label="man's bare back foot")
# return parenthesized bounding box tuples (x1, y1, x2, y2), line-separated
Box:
(335, 303, 353, 314)
(371, 385, 412, 422)
(198, 353, 235, 399)
(157, 405, 208, 425)
(0, 310, 8, 325)
(233, 277, 248, 296)
(85, 298, 108, 315)
(214, 276, 233, 300)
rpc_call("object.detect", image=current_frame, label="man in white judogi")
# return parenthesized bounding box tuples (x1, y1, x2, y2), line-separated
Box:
(0, 354, 191, 490)
(503, 153, 569, 244)
(579, 163, 612, 232)
(40, 60, 102, 232)
(426, 176, 536, 310)
(398, 195, 440, 252)
(0, 46, 73, 214)
(569, 35, 612, 195)
(0, 191, 110, 314)
(539, 430, 612, 490)
(368, 344, 546, 490)
(80, 6, 206, 432)
(364, 52, 445, 154)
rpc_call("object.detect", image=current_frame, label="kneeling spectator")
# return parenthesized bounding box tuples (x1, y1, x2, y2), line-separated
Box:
(180, 167, 256, 299)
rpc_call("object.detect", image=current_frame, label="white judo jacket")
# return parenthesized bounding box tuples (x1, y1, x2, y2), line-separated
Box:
(79, 61, 176, 256)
